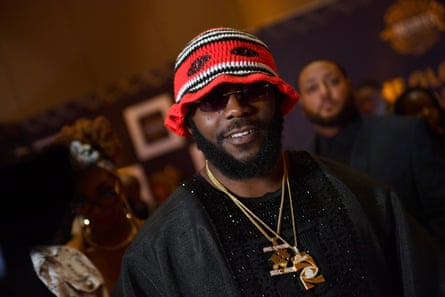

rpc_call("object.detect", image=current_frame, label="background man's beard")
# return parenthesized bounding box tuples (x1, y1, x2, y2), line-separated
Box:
(189, 112, 283, 179)
(304, 93, 359, 127)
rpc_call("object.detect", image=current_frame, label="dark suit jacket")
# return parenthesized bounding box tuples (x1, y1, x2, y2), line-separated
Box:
(309, 115, 445, 242)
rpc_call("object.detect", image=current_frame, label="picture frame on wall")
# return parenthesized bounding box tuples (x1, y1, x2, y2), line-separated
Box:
(123, 93, 186, 161)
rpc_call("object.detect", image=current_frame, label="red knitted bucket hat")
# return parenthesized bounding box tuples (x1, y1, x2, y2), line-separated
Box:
(164, 27, 299, 136)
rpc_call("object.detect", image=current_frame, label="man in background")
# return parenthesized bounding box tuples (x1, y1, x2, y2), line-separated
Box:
(354, 80, 388, 115)
(296, 59, 445, 243)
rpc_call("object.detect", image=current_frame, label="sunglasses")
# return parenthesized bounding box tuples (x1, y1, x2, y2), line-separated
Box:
(193, 82, 275, 112)
(71, 187, 120, 215)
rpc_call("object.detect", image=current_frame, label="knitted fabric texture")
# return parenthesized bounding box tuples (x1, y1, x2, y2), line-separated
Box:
(165, 27, 299, 137)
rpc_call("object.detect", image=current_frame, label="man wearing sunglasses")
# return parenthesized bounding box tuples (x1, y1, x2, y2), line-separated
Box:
(113, 27, 445, 297)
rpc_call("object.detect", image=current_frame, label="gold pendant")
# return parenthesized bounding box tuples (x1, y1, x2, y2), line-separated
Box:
(293, 250, 326, 290)
(264, 244, 325, 290)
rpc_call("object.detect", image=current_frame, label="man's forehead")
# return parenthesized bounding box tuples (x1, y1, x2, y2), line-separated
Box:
(300, 63, 340, 83)
(308, 61, 339, 74)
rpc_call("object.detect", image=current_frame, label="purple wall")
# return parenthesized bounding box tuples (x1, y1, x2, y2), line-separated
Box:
(255, 0, 445, 149)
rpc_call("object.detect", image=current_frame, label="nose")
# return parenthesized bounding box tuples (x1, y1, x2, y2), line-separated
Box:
(223, 93, 251, 119)
(319, 82, 330, 97)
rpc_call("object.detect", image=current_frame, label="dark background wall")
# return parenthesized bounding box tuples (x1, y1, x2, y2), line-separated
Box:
(2, 0, 444, 206)
(256, 0, 445, 149)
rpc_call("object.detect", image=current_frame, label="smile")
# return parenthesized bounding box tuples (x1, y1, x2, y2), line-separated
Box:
(228, 129, 256, 138)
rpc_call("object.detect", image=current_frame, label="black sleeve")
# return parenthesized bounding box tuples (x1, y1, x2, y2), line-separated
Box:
(316, 154, 445, 297)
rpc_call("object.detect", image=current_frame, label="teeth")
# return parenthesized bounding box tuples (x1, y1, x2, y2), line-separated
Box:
(230, 130, 252, 138)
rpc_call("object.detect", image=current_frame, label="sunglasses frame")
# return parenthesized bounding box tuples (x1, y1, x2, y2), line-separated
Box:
(71, 183, 121, 215)
(193, 82, 276, 112)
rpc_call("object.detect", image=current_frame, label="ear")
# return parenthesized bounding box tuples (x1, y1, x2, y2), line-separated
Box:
(184, 114, 194, 136)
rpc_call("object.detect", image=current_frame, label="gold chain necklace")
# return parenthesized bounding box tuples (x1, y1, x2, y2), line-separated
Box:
(205, 152, 325, 290)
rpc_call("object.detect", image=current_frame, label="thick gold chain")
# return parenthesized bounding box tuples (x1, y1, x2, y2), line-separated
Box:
(205, 152, 325, 290)
(205, 152, 297, 248)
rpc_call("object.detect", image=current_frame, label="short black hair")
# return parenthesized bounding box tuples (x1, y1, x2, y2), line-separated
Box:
(296, 59, 349, 92)
(393, 86, 445, 129)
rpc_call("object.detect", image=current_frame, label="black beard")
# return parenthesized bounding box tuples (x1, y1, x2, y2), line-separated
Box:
(188, 112, 283, 179)
(304, 92, 360, 127)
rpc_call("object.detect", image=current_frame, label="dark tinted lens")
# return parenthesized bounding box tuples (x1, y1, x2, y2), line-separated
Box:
(197, 82, 274, 112)
(72, 200, 91, 215)
(98, 190, 119, 207)
(245, 83, 273, 100)
(199, 96, 230, 112)
(71, 188, 119, 214)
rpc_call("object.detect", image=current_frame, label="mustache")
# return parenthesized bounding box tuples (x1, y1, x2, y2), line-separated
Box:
(217, 119, 266, 141)
(225, 118, 266, 133)
(319, 95, 336, 105)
